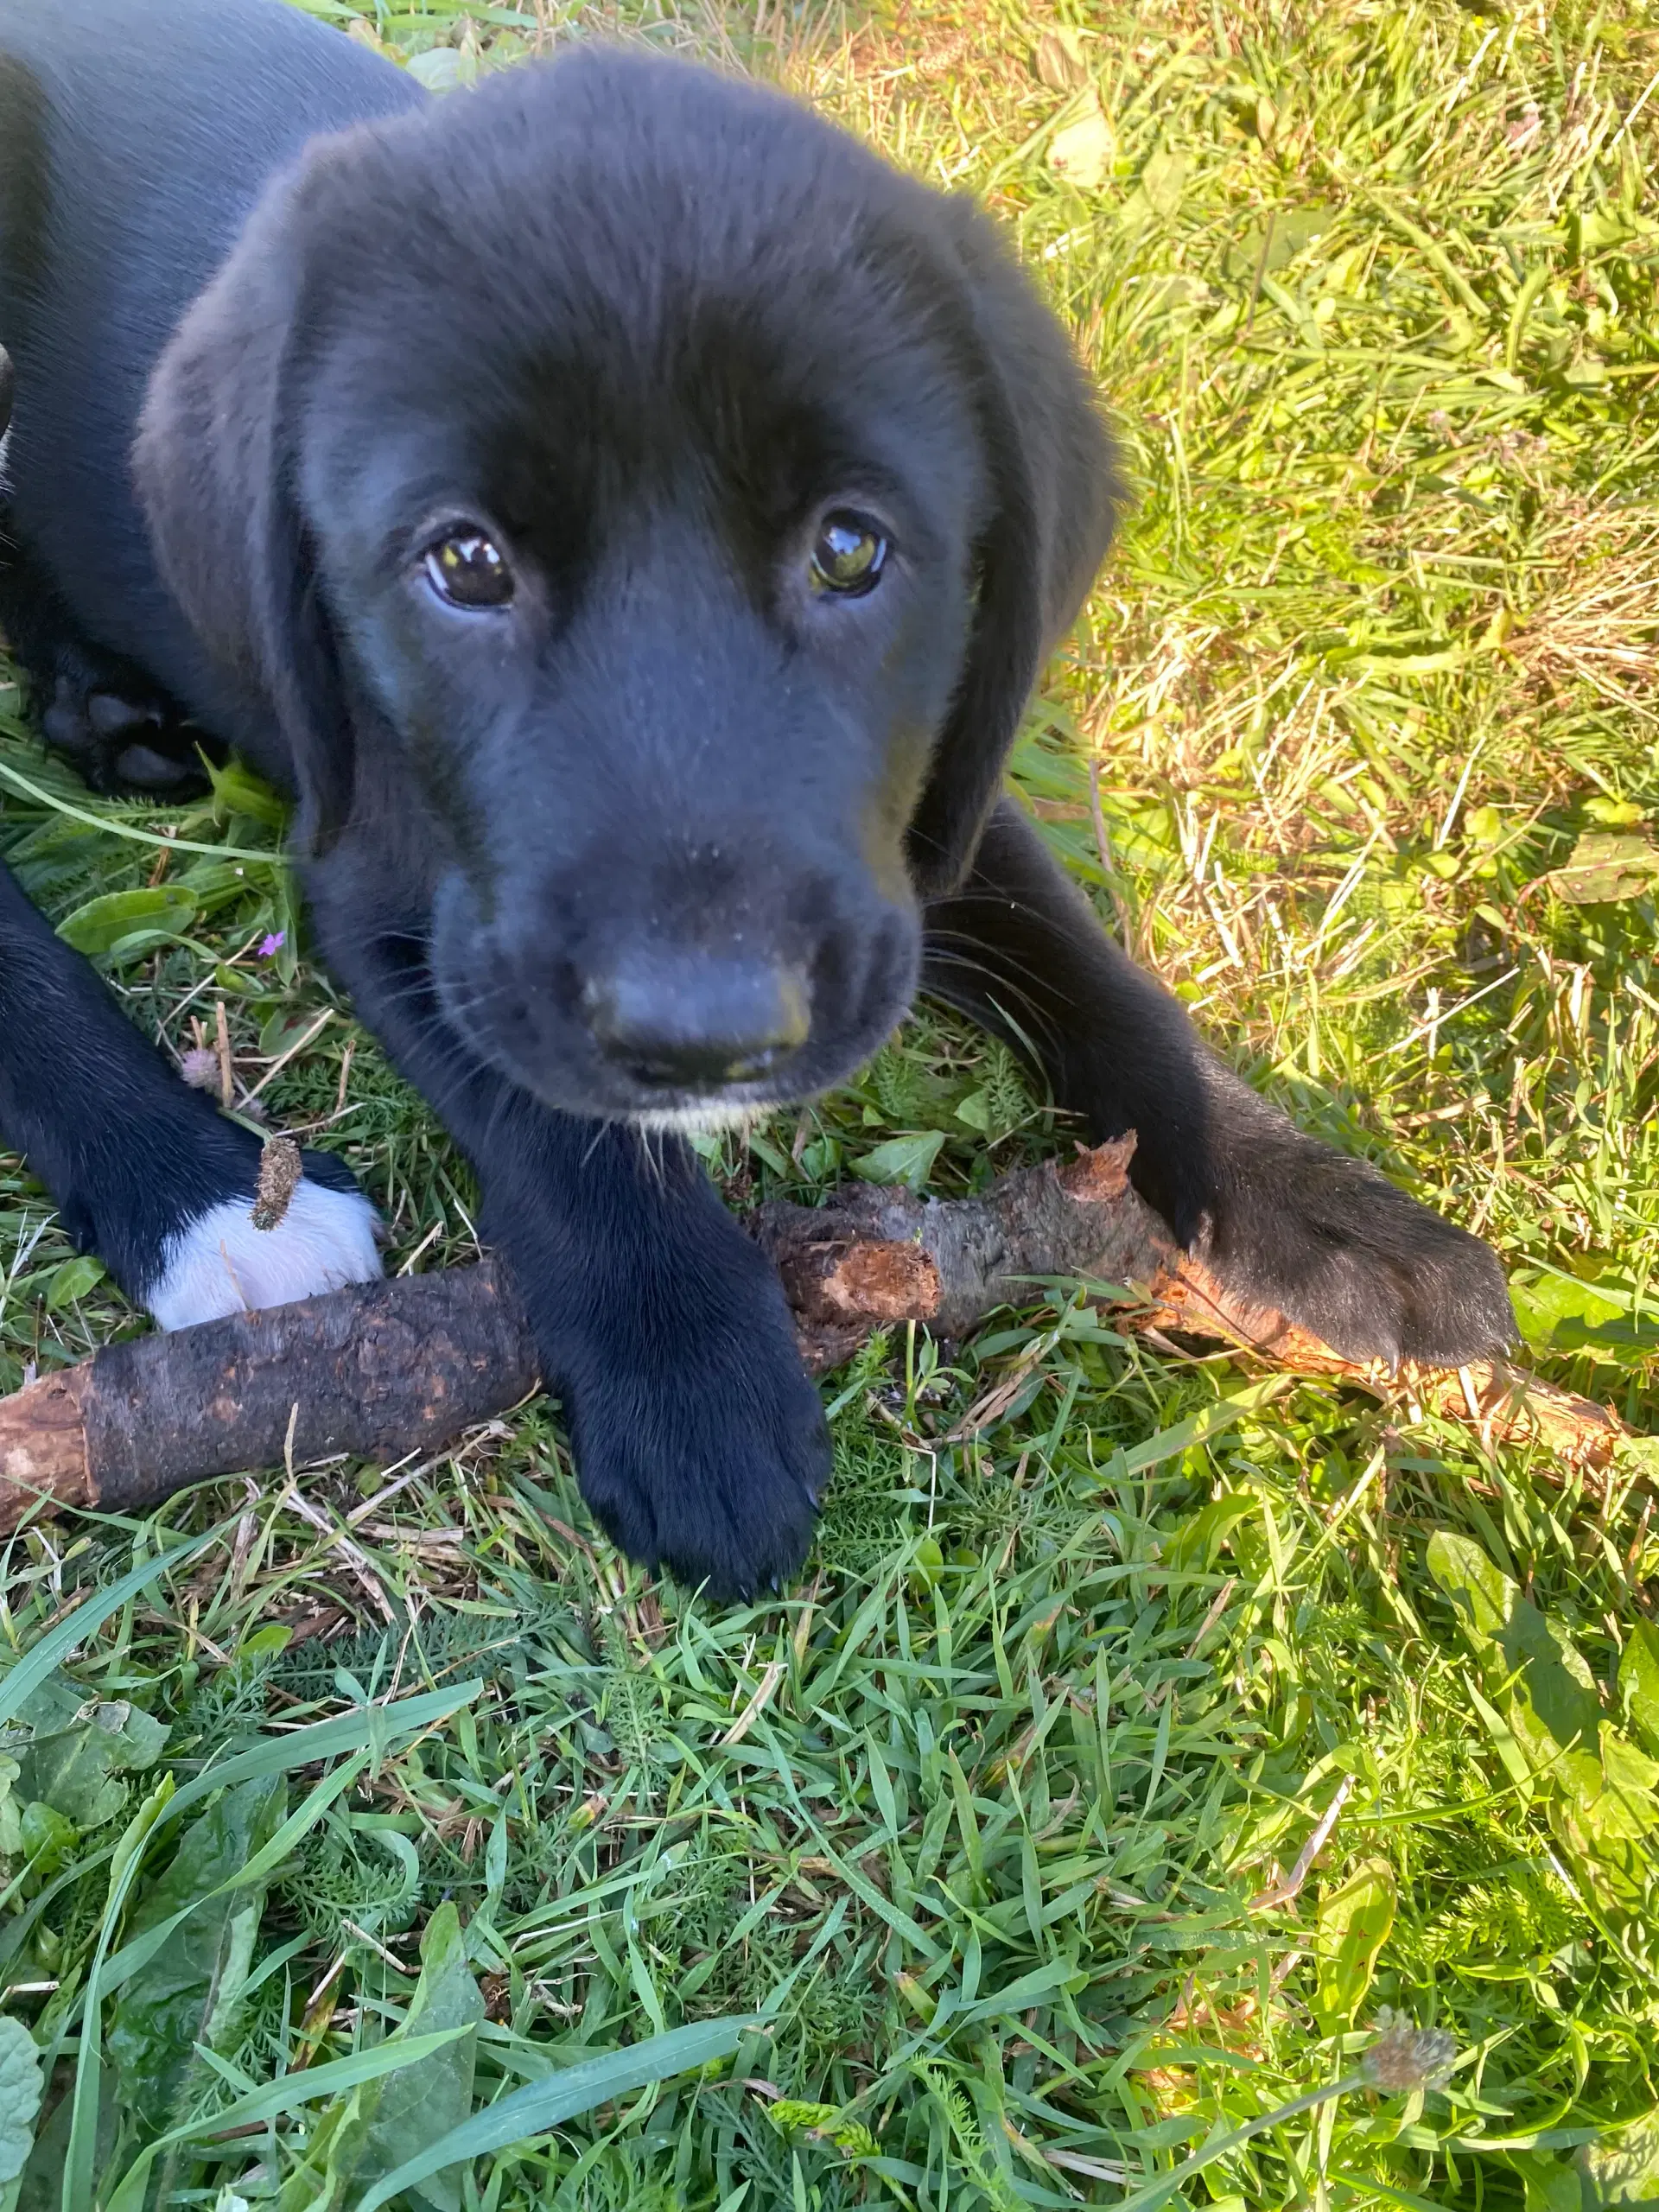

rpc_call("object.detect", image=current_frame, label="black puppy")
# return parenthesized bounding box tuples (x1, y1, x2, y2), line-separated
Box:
(0, 0, 1513, 1595)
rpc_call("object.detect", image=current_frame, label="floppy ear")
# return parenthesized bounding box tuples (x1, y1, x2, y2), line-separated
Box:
(906, 200, 1122, 899)
(132, 151, 353, 853)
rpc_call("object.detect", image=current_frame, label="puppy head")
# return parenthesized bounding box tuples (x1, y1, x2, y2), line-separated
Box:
(135, 48, 1118, 1124)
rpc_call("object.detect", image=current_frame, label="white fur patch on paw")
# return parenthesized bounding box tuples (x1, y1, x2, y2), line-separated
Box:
(148, 1181, 384, 1331)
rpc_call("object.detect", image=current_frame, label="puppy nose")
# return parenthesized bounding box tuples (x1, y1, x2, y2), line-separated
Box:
(583, 953, 810, 1089)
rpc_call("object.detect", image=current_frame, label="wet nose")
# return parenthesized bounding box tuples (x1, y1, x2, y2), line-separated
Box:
(583, 952, 810, 1090)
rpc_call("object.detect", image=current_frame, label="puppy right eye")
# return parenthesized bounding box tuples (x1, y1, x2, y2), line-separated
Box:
(424, 531, 514, 609)
(810, 513, 887, 597)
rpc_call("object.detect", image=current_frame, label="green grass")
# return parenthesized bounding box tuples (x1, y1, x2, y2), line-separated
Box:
(3, 0, 1659, 2204)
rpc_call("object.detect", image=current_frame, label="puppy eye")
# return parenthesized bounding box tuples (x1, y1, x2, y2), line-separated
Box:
(810, 513, 887, 596)
(424, 531, 514, 609)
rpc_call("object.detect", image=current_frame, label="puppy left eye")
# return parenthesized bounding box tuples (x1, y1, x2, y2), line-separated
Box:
(424, 531, 515, 609)
(810, 514, 887, 596)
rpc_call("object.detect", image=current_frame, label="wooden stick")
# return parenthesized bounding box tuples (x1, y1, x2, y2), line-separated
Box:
(752, 1138, 1621, 1471)
(0, 1138, 1622, 1533)
(0, 1263, 539, 1529)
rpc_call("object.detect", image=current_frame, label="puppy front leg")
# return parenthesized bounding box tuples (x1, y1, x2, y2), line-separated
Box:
(308, 904, 826, 1598)
(925, 797, 1514, 1366)
(0, 859, 378, 1324)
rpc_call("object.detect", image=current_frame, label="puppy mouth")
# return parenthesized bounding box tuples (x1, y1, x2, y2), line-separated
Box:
(628, 1097, 770, 1136)
(550, 1056, 807, 1129)
(435, 971, 843, 1125)
(457, 1006, 872, 1129)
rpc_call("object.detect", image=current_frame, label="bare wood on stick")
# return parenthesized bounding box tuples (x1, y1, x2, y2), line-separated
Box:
(0, 1136, 1623, 1534)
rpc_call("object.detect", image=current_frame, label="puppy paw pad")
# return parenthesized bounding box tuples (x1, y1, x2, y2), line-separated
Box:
(149, 1181, 383, 1331)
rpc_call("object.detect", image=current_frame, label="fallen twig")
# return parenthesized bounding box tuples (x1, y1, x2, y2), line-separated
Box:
(0, 1136, 1624, 1533)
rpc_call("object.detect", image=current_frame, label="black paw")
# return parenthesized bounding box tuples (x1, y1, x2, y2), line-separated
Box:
(556, 1230, 829, 1602)
(35, 644, 219, 798)
(1201, 1122, 1516, 1369)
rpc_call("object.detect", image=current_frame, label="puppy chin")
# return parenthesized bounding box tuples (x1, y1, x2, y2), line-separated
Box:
(629, 1098, 766, 1137)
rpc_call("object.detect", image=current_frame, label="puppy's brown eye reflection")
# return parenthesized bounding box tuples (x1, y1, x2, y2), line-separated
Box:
(810, 513, 887, 596)
(425, 531, 514, 609)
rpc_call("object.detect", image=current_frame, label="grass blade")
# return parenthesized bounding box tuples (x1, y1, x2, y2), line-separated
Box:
(354, 2017, 760, 2212)
(0, 1523, 229, 1731)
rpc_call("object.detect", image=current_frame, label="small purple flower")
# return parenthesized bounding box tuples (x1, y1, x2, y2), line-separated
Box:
(257, 931, 287, 958)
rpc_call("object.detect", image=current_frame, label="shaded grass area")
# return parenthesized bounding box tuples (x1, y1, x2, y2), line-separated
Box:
(2, 0, 1657, 2204)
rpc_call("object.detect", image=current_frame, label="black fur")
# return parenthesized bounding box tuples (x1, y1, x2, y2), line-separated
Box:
(0, 0, 1515, 1598)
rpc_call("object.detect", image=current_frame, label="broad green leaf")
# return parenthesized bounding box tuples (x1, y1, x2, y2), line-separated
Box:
(105, 2033, 474, 2212)
(107, 1776, 288, 2137)
(1544, 831, 1659, 906)
(1313, 1859, 1395, 2032)
(1579, 2109, 1659, 2205)
(13, 1731, 130, 1830)
(1551, 1730, 1659, 1917)
(954, 1087, 995, 1132)
(850, 1131, 945, 1192)
(15, 2072, 118, 2212)
(1514, 2151, 1584, 2212)
(0, 1754, 21, 1858)
(355, 2016, 759, 2212)
(206, 753, 289, 829)
(1592, 1729, 1659, 1827)
(88, 1702, 165, 1768)
(1161, 1491, 1259, 1574)
(258, 1007, 325, 1058)
(1584, 798, 1647, 827)
(1619, 1620, 1659, 1758)
(57, 1757, 364, 2210)
(1508, 1617, 1605, 1771)
(55, 885, 200, 958)
(236, 1624, 294, 1665)
(1435, 1537, 1659, 1922)
(1510, 1269, 1630, 1350)
(101, 1753, 368, 1999)
(1463, 1678, 1534, 1797)
(348, 1901, 485, 2211)
(1048, 93, 1114, 188)
(0, 2018, 43, 2184)
(1224, 202, 1338, 280)
(4, 1674, 87, 1733)
(43, 1255, 105, 1310)
(1140, 143, 1187, 219)
(11, 1700, 167, 1830)
(17, 1801, 77, 1874)
(1033, 26, 1088, 89)
(1427, 1533, 1603, 1759)
(406, 44, 477, 91)
(1425, 1530, 1513, 1644)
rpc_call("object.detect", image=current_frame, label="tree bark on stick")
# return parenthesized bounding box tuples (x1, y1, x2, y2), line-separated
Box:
(0, 1136, 1622, 1535)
